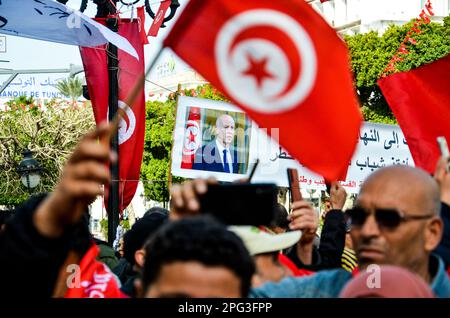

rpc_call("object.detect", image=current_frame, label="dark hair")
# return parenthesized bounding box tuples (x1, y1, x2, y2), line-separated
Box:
(271, 203, 289, 230)
(123, 211, 168, 265)
(143, 207, 169, 218)
(142, 216, 255, 297)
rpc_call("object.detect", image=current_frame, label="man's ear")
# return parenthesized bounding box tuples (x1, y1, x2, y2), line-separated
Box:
(134, 249, 146, 268)
(134, 278, 144, 298)
(424, 217, 443, 252)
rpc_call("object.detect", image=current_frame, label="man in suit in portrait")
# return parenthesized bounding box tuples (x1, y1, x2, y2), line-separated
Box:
(192, 114, 239, 173)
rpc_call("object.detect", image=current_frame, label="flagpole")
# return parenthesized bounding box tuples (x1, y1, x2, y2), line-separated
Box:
(102, 41, 163, 244)
(106, 16, 121, 246)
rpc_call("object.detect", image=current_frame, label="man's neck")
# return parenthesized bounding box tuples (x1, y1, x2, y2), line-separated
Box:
(410, 258, 432, 283)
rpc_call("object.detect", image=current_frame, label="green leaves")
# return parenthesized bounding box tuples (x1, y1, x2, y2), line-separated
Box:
(0, 100, 95, 206)
(345, 17, 450, 123)
(55, 76, 83, 102)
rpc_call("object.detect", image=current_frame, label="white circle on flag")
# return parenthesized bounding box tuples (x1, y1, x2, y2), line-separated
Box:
(215, 9, 317, 113)
(183, 120, 200, 155)
(117, 100, 136, 145)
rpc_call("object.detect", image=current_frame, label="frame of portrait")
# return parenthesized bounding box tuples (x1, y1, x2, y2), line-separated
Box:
(171, 96, 257, 182)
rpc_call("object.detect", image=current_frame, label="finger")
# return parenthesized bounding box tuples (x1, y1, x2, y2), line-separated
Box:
(289, 208, 316, 220)
(69, 140, 111, 164)
(193, 179, 209, 195)
(434, 156, 448, 181)
(82, 121, 112, 141)
(170, 184, 185, 210)
(67, 181, 104, 199)
(68, 161, 111, 185)
(289, 220, 317, 231)
(289, 215, 316, 226)
(206, 178, 219, 185)
(181, 181, 200, 211)
(291, 200, 313, 210)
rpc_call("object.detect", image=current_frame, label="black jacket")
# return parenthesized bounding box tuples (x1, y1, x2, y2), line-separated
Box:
(285, 210, 346, 271)
(0, 194, 91, 297)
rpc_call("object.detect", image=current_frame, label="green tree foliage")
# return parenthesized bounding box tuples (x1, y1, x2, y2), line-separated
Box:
(0, 100, 95, 206)
(141, 84, 228, 203)
(56, 76, 83, 102)
(345, 15, 450, 123)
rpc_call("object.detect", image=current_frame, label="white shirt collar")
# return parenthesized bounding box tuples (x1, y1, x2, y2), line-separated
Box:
(215, 139, 228, 154)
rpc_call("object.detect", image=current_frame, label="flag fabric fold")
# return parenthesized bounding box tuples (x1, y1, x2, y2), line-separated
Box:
(378, 54, 450, 174)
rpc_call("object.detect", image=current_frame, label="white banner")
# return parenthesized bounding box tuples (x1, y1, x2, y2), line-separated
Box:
(171, 97, 414, 193)
(0, 0, 137, 59)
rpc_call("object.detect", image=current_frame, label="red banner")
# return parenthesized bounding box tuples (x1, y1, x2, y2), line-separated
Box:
(163, 0, 361, 181)
(378, 54, 450, 174)
(137, 6, 150, 45)
(148, 0, 171, 37)
(80, 19, 146, 213)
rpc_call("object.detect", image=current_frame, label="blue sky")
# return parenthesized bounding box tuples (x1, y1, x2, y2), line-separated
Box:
(0, 0, 187, 74)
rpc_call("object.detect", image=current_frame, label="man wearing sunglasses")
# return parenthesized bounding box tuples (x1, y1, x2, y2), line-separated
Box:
(251, 165, 450, 298)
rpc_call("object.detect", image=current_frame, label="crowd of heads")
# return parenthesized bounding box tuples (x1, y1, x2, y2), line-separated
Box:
(1, 123, 449, 299)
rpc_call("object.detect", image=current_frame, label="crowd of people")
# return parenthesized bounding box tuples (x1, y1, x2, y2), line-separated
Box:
(0, 122, 449, 298)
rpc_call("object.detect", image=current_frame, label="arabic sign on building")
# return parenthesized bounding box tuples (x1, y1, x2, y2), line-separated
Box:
(0, 73, 69, 100)
(171, 97, 414, 193)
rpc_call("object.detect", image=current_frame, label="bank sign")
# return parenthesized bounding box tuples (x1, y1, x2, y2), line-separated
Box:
(0, 73, 70, 100)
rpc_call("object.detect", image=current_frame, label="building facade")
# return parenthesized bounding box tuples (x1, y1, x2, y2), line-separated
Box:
(308, 0, 450, 34)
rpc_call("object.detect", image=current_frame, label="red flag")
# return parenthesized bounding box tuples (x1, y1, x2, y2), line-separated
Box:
(163, 0, 361, 181)
(80, 19, 146, 213)
(378, 54, 450, 174)
(64, 244, 123, 298)
(137, 6, 150, 45)
(181, 107, 202, 169)
(148, 0, 171, 37)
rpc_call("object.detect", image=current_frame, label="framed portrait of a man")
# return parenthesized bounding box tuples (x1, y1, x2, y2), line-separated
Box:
(172, 96, 253, 181)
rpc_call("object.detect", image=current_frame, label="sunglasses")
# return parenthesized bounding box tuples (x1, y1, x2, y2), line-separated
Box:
(346, 207, 434, 230)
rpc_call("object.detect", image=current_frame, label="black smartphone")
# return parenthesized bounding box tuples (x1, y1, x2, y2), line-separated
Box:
(199, 183, 278, 226)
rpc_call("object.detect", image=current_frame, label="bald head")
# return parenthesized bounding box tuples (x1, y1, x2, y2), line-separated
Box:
(359, 166, 441, 216)
(353, 166, 444, 279)
(216, 114, 234, 128)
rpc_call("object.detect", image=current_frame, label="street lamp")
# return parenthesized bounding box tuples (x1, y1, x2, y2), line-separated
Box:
(17, 149, 42, 192)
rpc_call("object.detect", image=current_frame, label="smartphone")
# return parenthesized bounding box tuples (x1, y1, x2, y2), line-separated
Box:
(437, 136, 450, 172)
(199, 183, 277, 226)
(287, 168, 302, 202)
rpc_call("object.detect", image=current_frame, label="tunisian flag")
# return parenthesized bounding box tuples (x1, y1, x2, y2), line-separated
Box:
(163, 0, 361, 181)
(80, 20, 146, 213)
(378, 54, 450, 174)
(181, 107, 202, 169)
